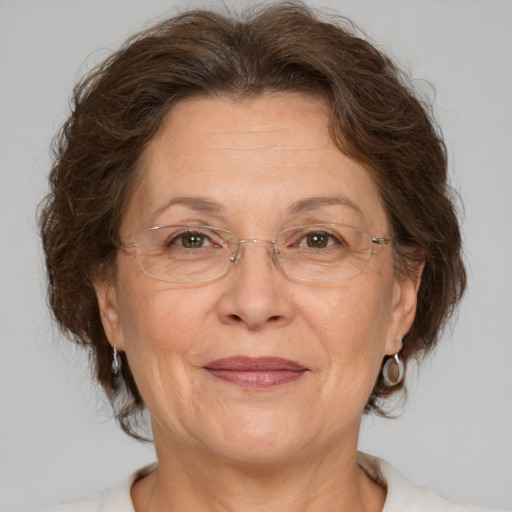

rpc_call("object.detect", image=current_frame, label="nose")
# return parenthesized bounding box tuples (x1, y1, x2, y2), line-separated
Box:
(217, 241, 294, 330)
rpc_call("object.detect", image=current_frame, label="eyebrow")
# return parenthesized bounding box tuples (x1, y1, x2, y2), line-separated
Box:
(149, 194, 361, 226)
(287, 196, 362, 216)
(149, 197, 224, 225)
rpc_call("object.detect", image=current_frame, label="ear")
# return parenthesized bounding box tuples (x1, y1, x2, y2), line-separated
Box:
(384, 264, 423, 356)
(94, 280, 125, 351)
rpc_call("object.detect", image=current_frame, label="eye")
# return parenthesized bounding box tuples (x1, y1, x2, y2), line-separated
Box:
(300, 231, 337, 249)
(166, 230, 215, 249)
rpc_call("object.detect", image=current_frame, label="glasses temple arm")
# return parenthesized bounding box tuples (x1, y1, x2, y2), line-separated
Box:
(371, 237, 391, 245)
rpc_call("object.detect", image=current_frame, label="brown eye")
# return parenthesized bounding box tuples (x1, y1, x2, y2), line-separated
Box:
(303, 232, 332, 249)
(168, 231, 212, 249)
(182, 233, 206, 248)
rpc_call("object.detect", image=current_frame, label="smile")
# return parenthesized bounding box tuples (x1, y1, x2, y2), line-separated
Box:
(204, 356, 308, 389)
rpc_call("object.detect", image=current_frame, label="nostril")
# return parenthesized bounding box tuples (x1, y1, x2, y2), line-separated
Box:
(227, 313, 284, 328)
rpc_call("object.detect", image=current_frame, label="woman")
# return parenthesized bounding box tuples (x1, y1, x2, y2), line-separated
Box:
(37, 2, 506, 511)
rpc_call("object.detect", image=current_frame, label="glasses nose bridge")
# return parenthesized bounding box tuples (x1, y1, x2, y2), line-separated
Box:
(229, 238, 279, 266)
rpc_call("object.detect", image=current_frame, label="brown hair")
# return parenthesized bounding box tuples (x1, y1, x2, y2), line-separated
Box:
(39, 1, 466, 439)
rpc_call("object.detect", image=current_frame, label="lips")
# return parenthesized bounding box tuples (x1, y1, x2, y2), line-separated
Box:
(204, 356, 308, 389)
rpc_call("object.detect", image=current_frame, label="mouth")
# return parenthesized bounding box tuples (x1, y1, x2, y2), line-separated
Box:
(204, 356, 308, 389)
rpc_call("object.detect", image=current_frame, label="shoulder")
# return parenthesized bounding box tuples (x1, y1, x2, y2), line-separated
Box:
(357, 453, 509, 512)
(38, 463, 157, 512)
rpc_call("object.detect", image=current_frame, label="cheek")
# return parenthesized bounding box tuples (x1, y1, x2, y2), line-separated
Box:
(115, 274, 216, 359)
(302, 279, 393, 356)
(113, 280, 216, 416)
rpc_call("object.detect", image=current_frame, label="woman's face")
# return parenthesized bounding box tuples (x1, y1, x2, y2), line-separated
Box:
(96, 94, 419, 465)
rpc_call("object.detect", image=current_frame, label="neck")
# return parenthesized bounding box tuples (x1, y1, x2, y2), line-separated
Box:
(131, 433, 385, 512)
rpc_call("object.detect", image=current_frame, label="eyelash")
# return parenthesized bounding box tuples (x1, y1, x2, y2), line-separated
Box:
(165, 230, 219, 249)
(164, 228, 345, 250)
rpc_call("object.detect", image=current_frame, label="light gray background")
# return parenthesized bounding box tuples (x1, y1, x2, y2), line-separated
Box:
(1, 0, 511, 510)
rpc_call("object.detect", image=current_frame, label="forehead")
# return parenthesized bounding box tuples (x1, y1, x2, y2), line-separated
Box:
(123, 93, 387, 234)
(145, 93, 335, 172)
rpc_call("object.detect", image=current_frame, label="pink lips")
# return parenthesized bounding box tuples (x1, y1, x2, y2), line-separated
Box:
(204, 356, 308, 389)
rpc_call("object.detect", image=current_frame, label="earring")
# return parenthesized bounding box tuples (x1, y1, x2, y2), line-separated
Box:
(382, 352, 404, 387)
(111, 346, 122, 377)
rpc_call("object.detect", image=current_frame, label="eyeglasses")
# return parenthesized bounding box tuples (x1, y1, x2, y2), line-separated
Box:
(115, 223, 391, 283)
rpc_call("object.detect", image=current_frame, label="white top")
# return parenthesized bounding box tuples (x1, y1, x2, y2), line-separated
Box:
(40, 453, 508, 512)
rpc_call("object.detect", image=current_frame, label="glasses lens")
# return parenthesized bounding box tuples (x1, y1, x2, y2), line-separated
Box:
(276, 224, 372, 282)
(131, 224, 376, 283)
(136, 225, 235, 282)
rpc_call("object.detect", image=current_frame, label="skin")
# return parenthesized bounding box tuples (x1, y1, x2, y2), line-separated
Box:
(95, 93, 421, 512)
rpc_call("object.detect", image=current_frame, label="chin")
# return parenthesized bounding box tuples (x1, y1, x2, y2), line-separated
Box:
(193, 409, 322, 467)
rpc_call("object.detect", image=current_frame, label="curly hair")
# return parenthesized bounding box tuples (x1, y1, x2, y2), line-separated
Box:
(39, 1, 466, 439)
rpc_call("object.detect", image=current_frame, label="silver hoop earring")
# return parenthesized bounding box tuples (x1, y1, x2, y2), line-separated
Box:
(382, 353, 404, 387)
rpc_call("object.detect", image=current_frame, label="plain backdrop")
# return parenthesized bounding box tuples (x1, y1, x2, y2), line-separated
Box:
(1, 0, 511, 510)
